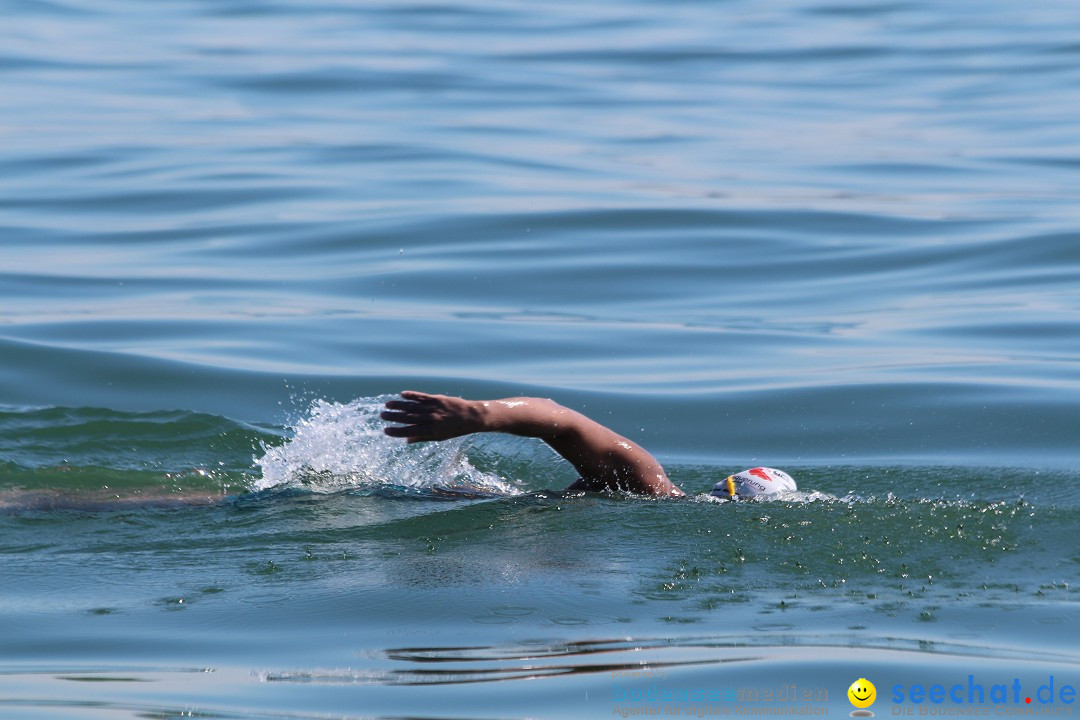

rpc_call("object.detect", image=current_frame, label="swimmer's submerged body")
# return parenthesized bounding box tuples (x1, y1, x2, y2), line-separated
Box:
(381, 391, 798, 499)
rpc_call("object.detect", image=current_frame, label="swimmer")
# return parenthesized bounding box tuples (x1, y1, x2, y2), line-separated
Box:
(1, 392, 794, 512)
(382, 391, 683, 497)
(381, 391, 798, 499)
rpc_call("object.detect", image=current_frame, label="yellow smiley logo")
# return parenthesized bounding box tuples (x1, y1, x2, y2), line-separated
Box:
(848, 678, 877, 709)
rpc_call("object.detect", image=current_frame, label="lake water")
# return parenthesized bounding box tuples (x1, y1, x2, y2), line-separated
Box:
(1, 0, 1078, 718)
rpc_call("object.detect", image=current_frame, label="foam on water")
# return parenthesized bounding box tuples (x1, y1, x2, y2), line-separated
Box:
(695, 489, 835, 504)
(253, 396, 519, 496)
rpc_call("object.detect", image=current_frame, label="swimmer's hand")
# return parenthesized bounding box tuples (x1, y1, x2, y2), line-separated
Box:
(381, 391, 485, 443)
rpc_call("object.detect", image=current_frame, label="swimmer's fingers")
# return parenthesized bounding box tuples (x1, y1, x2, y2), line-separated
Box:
(382, 393, 440, 425)
(383, 400, 428, 414)
(381, 391, 482, 443)
(383, 391, 447, 416)
(383, 417, 449, 444)
(380, 411, 410, 423)
(399, 390, 430, 399)
(380, 410, 432, 425)
(399, 390, 438, 404)
(383, 423, 434, 444)
(380, 405, 436, 441)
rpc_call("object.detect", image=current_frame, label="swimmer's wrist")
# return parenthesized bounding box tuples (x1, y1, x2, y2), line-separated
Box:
(471, 399, 496, 433)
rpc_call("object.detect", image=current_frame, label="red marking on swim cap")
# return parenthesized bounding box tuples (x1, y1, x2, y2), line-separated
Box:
(748, 468, 772, 483)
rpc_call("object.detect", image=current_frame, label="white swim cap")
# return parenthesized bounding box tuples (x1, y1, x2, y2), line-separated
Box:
(711, 467, 797, 500)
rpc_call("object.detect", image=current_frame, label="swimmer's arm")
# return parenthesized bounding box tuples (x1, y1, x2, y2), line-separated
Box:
(381, 391, 684, 497)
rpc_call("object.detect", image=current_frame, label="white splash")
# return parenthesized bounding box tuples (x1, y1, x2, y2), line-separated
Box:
(696, 490, 836, 504)
(253, 396, 517, 496)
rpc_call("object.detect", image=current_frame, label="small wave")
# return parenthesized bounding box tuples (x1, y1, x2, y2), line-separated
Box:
(0, 405, 276, 476)
(691, 488, 1039, 518)
(259, 633, 1080, 687)
(694, 490, 837, 504)
(253, 396, 519, 497)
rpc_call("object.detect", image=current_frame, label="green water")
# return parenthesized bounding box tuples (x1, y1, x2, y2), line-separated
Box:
(1, 403, 1077, 717)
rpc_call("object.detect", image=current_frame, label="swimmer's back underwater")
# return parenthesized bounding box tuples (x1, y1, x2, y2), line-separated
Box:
(0, 488, 223, 513)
